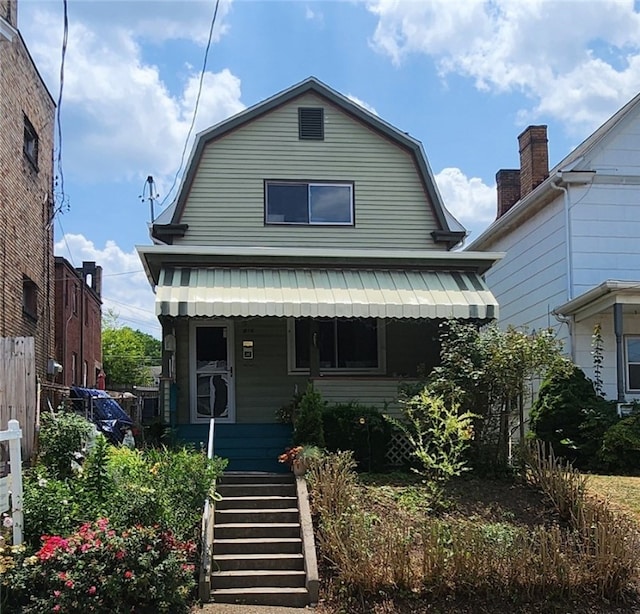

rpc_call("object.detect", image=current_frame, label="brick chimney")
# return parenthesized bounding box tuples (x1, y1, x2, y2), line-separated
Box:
(78, 261, 102, 298)
(496, 169, 521, 218)
(518, 125, 548, 198)
(0, 0, 17, 28)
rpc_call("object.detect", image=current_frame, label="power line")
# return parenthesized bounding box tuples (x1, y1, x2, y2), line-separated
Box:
(51, 0, 69, 221)
(160, 0, 221, 208)
(102, 296, 156, 315)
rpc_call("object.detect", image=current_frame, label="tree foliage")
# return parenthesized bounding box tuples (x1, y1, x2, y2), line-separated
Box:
(427, 321, 570, 472)
(102, 312, 161, 387)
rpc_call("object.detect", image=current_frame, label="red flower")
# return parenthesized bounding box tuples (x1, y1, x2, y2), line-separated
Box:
(65, 579, 74, 589)
(124, 570, 133, 579)
(115, 549, 126, 560)
(88, 586, 97, 595)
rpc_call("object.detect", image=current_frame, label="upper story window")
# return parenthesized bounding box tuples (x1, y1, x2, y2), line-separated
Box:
(22, 275, 38, 321)
(23, 114, 39, 170)
(265, 181, 354, 225)
(626, 336, 640, 391)
(298, 107, 324, 140)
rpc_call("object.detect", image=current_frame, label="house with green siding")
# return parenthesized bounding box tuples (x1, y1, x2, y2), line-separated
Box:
(137, 77, 502, 470)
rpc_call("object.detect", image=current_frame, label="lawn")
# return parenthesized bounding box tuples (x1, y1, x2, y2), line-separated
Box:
(586, 474, 640, 521)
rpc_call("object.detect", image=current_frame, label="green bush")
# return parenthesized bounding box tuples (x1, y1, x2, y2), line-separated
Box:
(23, 471, 81, 548)
(529, 365, 615, 468)
(389, 388, 475, 484)
(599, 413, 640, 474)
(5, 520, 196, 613)
(293, 384, 326, 447)
(322, 403, 391, 471)
(38, 411, 93, 479)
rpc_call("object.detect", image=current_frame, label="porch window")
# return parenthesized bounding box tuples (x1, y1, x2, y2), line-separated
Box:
(290, 318, 382, 372)
(265, 181, 354, 225)
(626, 336, 640, 391)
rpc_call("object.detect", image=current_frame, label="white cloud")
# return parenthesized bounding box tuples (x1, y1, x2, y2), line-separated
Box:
(55, 234, 159, 337)
(305, 6, 324, 24)
(367, 0, 640, 133)
(20, 3, 244, 189)
(434, 167, 496, 240)
(346, 94, 378, 116)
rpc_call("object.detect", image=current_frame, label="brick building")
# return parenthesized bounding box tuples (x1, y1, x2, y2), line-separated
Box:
(0, 0, 56, 380)
(54, 259, 103, 388)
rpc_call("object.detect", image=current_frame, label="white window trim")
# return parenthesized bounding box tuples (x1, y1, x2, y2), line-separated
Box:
(189, 320, 236, 424)
(286, 317, 386, 375)
(265, 181, 354, 226)
(625, 335, 640, 393)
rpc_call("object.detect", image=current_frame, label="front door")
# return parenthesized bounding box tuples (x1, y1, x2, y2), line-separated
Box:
(190, 322, 235, 423)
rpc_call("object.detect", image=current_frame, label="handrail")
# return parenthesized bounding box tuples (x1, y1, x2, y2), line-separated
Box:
(198, 418, 216, 601)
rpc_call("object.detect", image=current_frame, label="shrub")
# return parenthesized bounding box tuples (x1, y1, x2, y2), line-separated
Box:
(38, 411, 93, 479)
(389, 388, 475, 483)
(23, 471, 81, 549)
(144, 447, 227, 540)
(292, 384, 325, 447)
(5, 519, 196, 613)
(529, 365, 615, 468)
(599, 413, 640, 474)
(322, 403, 391, 471)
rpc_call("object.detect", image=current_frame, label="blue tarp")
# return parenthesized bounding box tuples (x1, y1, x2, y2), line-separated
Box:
(70, 387, 133, 444)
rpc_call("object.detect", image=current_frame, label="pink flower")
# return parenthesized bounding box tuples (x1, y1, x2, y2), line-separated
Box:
(53, 590, 61, 598)
(53, 606, 61, 613)
(88, 586, 97, 595)
(115, 550, 125, 560)
(65, 579, 74, 589)
(58, 572, 67, 581)
(124, 570, 133, 579)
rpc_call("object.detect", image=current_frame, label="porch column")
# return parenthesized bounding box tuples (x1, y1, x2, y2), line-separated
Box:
(614, 303, 625, 402)
(308, 319, 320, 378)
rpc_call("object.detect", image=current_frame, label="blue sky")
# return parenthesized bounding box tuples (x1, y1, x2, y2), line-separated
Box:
(17, 0, 640, 337)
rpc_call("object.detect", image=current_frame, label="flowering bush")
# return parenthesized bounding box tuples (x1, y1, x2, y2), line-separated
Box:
(278, 445, 304, 466)
(5, 519, 196, 613)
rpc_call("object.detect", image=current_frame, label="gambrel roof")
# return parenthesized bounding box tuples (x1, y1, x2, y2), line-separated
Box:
(153, 76, 465, 248)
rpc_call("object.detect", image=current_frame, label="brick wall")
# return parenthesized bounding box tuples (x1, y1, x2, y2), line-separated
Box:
(0, 9, 56, 380)
(54, 258, 103, 388)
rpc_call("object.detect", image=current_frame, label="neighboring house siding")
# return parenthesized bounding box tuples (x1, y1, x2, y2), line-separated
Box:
(571, 184, 640, 296)
(0, 17, 55, 379)
(483, 197, 568, 336)
(177, 93, 441, 249)
(573, 312, 640, 401)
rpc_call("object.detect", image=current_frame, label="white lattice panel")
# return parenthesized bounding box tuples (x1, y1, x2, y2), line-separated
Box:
(386, 430, 413, 466)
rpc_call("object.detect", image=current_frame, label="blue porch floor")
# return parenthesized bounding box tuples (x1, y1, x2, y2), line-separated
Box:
(174, 423, 293, 473)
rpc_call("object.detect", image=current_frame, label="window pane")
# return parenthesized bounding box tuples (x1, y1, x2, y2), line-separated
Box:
(629, 364, 640, 391)
(294, 319, 336, 368)
(267, 184, 309, 223)
(318, 320, 336, 368)
(309, 185, 352, 223)
(196, 327, 227, 370)
(295, 319, 310, 369)
(337, 320, 378, 368)
(627, 338, 640, 363)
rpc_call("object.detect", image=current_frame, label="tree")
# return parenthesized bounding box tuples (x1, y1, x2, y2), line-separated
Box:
(427, 321, 570, 472)
(102, 312, 161, 387)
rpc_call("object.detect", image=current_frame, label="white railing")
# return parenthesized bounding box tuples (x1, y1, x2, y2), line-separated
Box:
(0, 420, 24, 545)
(198, 418, 216, 601)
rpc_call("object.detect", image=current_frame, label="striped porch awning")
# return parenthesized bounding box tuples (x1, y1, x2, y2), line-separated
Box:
(155, 267, 498, 320)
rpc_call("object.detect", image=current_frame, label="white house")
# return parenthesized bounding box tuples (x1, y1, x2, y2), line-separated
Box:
(467, 94, 640, 406)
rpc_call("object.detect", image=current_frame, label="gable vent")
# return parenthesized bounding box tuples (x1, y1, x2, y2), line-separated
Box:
(298, 107, 324, 140)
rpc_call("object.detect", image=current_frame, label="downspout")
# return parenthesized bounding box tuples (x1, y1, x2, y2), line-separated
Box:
(550, 175, 573, 303)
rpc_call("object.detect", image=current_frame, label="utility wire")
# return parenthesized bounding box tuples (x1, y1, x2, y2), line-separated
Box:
(160, 0, 221, 208)
(51, 0, 69, 220)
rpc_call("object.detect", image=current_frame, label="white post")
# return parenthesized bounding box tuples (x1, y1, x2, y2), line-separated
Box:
(7, 420, 23, 546)
(207, 418, 215, 460)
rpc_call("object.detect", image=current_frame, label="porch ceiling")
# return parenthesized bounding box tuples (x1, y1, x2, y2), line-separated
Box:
(154, 267, 499, 320)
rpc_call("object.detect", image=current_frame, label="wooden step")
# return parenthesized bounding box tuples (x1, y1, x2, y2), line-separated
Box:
(213, 553, 304, 572)
(215, 507, 299, 524)
(214, 537, 302, 555)
(216, 495, 298, 510)
(211, 569, 306, 589)
(214, 522, 301, 540)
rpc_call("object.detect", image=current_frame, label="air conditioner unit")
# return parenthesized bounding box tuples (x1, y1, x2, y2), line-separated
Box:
(47, 359, 63, 376)
(617, 402, 634, 418)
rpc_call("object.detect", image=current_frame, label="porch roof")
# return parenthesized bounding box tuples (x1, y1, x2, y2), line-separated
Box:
(155, 267, 499, 320)
(554, 280, 640, 322)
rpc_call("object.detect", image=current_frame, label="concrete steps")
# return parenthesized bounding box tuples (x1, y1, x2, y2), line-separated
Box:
(210, 472, 311, 608)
